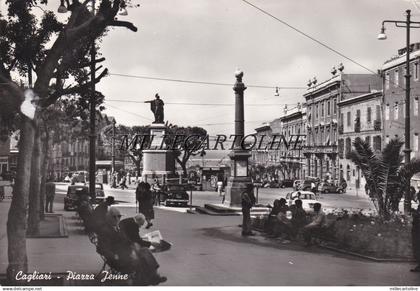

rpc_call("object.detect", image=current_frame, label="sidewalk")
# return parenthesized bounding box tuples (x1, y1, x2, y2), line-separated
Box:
(0, 198, 102, 277)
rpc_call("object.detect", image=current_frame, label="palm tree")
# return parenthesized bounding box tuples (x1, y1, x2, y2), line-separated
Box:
(348, 138, 420, 220)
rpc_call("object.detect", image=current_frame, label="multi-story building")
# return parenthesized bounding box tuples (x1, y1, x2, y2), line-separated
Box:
(338, 91, 382, 192)
(278, 103, 307, 180)
(250, 123, 272, 166)
(304, 69, 381, 183)
(49, 113, 120, 180)
(381, 43, 420, 159)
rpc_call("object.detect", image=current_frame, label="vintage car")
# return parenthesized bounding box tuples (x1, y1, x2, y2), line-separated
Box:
(318, 182, 344, 194)
(161, 184, 189, 207)
(93, 183, 106, 203)
(64, 185, 90, 211)
(279, 179, 294, 188)
(285, 191, 318, 212)
(64, 183, 105, 210)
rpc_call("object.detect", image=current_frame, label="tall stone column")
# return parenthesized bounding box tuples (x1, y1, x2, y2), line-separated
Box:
(225, 70, 252, 206)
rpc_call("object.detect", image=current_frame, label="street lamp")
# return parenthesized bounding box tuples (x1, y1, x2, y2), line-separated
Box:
(57, 0, 68, 13)
(378, 9, 420, 213)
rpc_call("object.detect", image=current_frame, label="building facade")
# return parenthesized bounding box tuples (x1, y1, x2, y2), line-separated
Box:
(250, 123, 272, 166)
(382, 43, 420, 159)
(304, 71, 381, 183)
(338, 91, 383, 192)
(278, 104, 307, 180)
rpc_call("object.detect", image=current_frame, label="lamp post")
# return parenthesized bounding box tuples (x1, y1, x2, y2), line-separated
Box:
(378, 9, 420, 213)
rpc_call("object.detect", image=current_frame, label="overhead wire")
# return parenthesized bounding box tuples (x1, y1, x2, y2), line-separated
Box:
(108, 72, 306, 90)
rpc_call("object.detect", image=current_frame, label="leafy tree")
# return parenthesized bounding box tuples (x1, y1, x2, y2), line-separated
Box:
(165, 125, 208, 177)
(0, 0, 137, 282)
(348, 138, 420, 220)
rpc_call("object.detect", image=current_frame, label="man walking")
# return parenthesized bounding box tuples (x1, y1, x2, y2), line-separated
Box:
(241, 184, 256, 236)
(45, 179, 56, 213)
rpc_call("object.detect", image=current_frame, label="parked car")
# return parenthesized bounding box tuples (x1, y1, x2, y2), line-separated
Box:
(285, 191, 318, 212)
(268, 180, 280, 188)
(318, 182, 344, 194)
(279, 179, 294, 188)
(93, 183, 106, 203)
(300, 179, 319, 191)
(293, 180, 304, 190)
(161, 184, 189, 207)
(64, 185, 89, 211)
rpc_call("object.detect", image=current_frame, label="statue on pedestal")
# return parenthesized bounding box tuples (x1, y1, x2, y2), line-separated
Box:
(145, 94, 164, 124)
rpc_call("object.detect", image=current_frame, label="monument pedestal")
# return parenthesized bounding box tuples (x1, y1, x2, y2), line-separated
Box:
(142, 123, 175, 183)
(225, 149, 252, 207)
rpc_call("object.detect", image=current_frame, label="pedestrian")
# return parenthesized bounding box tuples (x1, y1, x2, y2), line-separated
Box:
(340, 178, 347, 193)
(120, 175, 128, 190)
(136, 181, 155, 229)
(127, 172, 131, 185)
(152, 179, 162, 206)
(411, 193, 420, 272)
(241, 184, 256, 236)
(45, 179, 56, 213)
(217, 180, 223, 196)
(302, 202, 326, 246)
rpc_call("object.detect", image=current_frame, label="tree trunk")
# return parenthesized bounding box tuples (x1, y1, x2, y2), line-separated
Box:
(39, 132, 49, 221)
(27, 128, 42, 236)
(7, 117, 35, 283)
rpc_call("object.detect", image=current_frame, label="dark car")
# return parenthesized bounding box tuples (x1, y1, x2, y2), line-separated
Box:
(319, 182, 344, 194)
(64, 185, 90, 211)
(161, 184, 189, 207)
(279, 179, 294, 188)
(93, 183, 106, 204)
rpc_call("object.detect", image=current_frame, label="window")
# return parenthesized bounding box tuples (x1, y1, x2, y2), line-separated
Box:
(415, 63, 419, 81)
(415, 98, 419, 117)
(316, 104, 319, 119)
(385, 72, 390, 90)
(345, 137, 352, 156)
(321, 102, 324, 117)
(373, 136, 382, 151)
(367, 107, 372, 123)
(394, 69, 399, 87)
(394, 102, 399, 120)
(365, 136, 371, 146)
(333, 98, 337, 114)
(376, 105, 381, 121)
(414, 133, 419, 152)
(385, 104, 390, 120)
(327, 101, 331, 116)
(340, 112, 344, 125)
(347, 111, 351, 127)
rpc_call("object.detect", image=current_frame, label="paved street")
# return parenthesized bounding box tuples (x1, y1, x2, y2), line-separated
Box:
(54, 182, 376, 213)
(1, 184, 419, 286)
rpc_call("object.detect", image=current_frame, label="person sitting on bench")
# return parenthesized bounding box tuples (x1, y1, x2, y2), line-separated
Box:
(303, 202, 326, 246)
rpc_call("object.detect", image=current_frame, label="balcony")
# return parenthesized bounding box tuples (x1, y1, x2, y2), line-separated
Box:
(374, 119, 381, 131)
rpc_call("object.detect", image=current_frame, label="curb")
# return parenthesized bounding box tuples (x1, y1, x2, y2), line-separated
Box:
(318, 243, 415, 263)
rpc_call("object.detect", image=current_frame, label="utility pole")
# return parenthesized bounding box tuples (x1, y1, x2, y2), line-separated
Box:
(89, 0, 97, 199)
(378, 9, 420, 213)
(111, 119, 116, 174)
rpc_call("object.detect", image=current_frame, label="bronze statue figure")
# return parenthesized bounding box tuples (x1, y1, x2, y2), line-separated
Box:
(145, 94, 164, 124)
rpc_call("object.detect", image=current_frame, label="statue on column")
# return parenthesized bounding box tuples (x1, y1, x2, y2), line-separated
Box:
(145, 93, 164, 124)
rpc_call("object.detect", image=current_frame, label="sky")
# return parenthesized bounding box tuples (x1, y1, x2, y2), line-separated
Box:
(3, 0, 420, 136)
